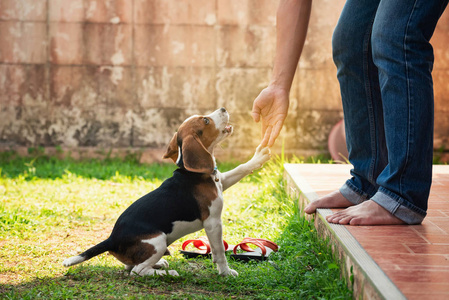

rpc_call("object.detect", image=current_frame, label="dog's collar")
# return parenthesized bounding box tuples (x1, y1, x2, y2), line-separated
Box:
(212, 166, 219, 182)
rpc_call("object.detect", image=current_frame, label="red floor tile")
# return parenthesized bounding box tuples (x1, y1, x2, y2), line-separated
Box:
(407, 294, 449, 300)
(386, 269, 449, 284)
(354, 235, 429, 244)
(419, 234, 449, 244)
(428, 219, 449, 234)
(397, 282, 449, 299)
(425, 210, 448, 218)
(406, 244, 449, 254)
(371, 253, 449, 268)
(356, 241, 412, 254)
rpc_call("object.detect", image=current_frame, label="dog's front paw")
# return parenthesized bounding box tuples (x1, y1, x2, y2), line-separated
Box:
(250, 145, 271, 169)
(217, 263, 238, 277)
(219, 268, 238, 277)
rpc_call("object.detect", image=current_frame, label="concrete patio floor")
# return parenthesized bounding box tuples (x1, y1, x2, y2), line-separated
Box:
(284, 164, 449, 300)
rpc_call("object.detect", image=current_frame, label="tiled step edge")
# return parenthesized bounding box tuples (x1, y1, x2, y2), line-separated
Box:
(284, 164, 406, 300)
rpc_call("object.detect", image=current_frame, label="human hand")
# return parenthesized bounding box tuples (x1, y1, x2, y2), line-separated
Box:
(251, 85, 289, 147)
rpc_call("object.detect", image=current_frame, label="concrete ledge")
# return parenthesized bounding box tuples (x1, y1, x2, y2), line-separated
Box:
(284, 164, 406, 300)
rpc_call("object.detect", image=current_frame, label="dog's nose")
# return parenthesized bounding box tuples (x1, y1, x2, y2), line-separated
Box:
(220, 107, 227, 113)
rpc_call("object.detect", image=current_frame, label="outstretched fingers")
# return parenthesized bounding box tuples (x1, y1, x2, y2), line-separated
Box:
(267, 120, 284, 147)
(260, 124, 272, 147)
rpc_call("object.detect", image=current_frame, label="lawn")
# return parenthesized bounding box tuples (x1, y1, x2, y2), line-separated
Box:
(0, 151, 352, 299)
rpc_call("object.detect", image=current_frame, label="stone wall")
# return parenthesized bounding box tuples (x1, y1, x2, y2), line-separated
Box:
(0, 0, 448, 161)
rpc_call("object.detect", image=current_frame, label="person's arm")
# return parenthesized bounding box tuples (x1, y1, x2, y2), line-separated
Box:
(252, 0, 312, 147)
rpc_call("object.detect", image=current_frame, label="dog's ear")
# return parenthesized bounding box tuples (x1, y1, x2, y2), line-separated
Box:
(163, 132, 179, 163)
(182, 134, 215, 174)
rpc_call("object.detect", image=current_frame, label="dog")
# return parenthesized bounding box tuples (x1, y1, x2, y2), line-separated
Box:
(63, 108, 271, 276)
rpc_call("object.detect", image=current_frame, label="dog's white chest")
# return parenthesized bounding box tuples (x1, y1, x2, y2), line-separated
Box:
(166, 220, 204, 245)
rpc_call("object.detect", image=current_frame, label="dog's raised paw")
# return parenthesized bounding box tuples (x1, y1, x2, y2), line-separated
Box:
(249, 146, 271, 170)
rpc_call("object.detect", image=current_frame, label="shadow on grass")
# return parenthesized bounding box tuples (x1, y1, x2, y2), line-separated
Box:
(0, 260, 265, 299)
(1, 265, 184, 299)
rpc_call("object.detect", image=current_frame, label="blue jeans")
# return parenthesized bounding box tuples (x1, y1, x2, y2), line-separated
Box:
(332, 0, 448, 224)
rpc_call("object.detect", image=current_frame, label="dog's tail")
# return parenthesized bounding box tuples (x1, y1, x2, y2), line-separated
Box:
(63, 239, 112, 267)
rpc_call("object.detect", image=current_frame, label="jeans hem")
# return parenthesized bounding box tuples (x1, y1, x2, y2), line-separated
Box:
(371, 187, 426, 225)
(339, 181, 370, 205)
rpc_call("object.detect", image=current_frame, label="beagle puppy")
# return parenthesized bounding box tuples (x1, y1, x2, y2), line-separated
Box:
(63, 108, 271, 277)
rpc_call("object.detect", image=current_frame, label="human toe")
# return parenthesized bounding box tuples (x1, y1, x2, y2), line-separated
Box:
(304, 203, 316, 214)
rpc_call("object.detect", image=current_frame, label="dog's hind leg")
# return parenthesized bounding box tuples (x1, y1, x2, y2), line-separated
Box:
(153, 258, 169, 269)
(130, 235, 178, 276)
(124, 259, 167, 271)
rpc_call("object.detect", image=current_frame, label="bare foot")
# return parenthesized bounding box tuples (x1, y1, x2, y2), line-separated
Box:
(304, 190, 354, 214)
(326, 200, 406, 225)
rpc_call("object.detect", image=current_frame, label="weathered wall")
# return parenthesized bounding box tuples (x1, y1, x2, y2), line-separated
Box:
(0, 0, 448, 161)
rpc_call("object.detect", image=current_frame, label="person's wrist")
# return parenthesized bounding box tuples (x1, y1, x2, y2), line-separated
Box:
(266, 82, 290, 99)
(267, 80, 291, 94)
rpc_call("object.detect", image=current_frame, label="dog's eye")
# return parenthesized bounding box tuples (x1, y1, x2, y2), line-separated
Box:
(203, 118, 210, 125)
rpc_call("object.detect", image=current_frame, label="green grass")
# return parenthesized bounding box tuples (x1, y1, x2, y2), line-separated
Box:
(0, 151, 352, 299)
